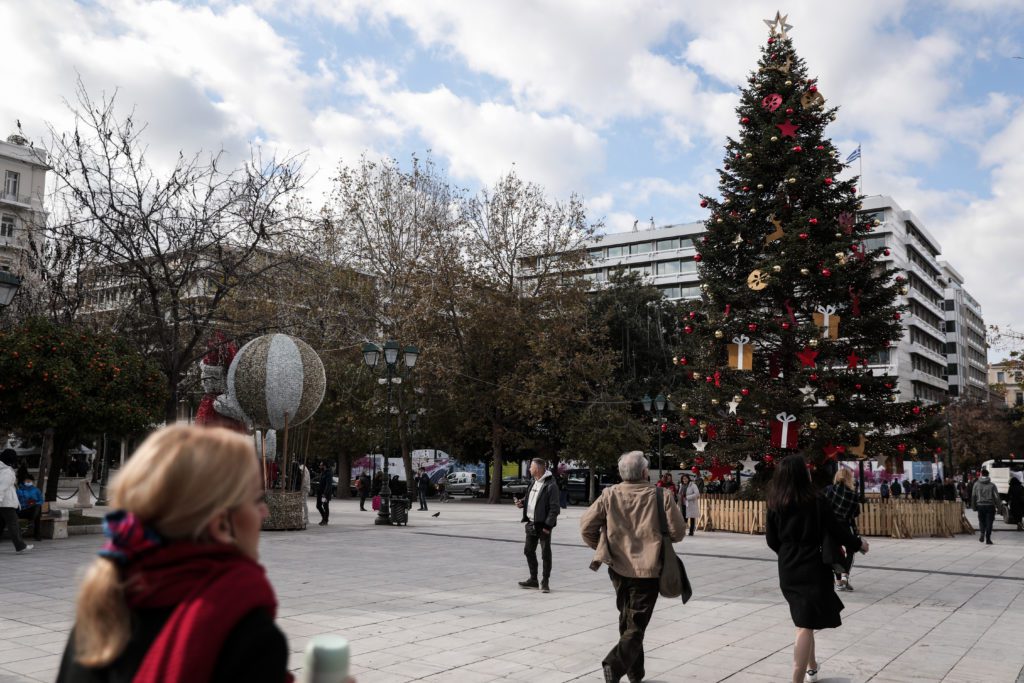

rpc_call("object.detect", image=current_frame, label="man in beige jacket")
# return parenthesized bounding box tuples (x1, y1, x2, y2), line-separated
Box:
(581, 451, 686, 683)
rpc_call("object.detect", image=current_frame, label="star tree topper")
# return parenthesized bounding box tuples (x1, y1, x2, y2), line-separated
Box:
(764, 11, 793, 39)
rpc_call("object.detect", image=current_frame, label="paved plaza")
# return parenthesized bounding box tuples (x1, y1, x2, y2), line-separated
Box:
(2, 498, 1024, 683)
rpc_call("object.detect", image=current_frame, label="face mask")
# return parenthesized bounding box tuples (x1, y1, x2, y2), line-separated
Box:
(24, 482, 32, 487)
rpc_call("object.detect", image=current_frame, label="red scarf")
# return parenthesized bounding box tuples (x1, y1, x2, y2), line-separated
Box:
(123, 542, 291, 683)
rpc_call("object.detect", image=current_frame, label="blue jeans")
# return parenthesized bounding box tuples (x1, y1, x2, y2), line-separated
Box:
(977, 505, 995, 542)
(418, 490, 428, 510)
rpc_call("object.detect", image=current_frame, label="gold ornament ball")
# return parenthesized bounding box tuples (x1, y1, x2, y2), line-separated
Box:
(772, 265, 782, 273)
(809, 421, 818, 429)
(672, 356, 678, 365)
(717, 218, 724, 224)
(715, 329, 725, 339)
(771, 136, 779, 142)
(932, 431, 939, 438)
(699, 420, 708, 429)
(873, 219, 881, 226)
(835, 252, 845, 259)
(757, 183, 764, 189)
(750, 208, 757, 214)
(711, 398, 720, 405)
(800, 267, 810, 275)
(785, 80, 793, 86)
(724, 198, 731, 204)
(745, 152, 753, 159)
(680, 403, 688, 411)
(910, 447, 918, 456)
(826, 394, 835, 402)
(809, 338, 819, 348)
(760, 408, 768, 415)
(733, 395, 742, 403)
(899, 286, 909, 295)
(835, 232, 843, 238)
(788, 177, 797, 184)
(692, 371, 700, 380)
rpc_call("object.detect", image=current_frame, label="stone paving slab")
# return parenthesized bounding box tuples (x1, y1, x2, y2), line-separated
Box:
(1, 498, 1023, 682)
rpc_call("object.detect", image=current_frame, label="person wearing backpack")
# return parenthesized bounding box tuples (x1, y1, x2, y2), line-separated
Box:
(972, 468, 999, 545)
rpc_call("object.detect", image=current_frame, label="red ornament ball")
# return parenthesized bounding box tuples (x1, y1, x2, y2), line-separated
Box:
(855, 383, 862, 390)
(781, 322, 791, 330)
(768, 37, 775, 44)
(689, 417, 698, 427)
(824, 177, 833, 185)
(705, 375, 714, 383)
(661, 423, 668, 433)
(798, 233, 809, 240)
(694, 253, 703, 262)
(679, 357, 688, 365)
(741, 388, 750, 396)
(684, 325, 694, 334)
(897, 443, 907, 453)
(700, 198, 708, 208)
(810, 373, 819, 382)
(815, 145, 824, 150)
(742, 186, 750, 192)
(884, 248, 891, 256)
(786, 107, 794, 115)
(736, 418, 745, 426)
(689, 311, 697, 319)
(821, 268, 832, 277)
(809, 85, 818, 92)
(912, 406, 921, 415)
(792, 145, 803, 152)
(740, 117, 750, 124)
(808, 218, 818, 225)
(894, 313, 902, 320)
(747, 323, 758, 332)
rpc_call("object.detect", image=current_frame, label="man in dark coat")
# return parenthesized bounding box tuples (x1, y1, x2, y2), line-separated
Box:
(416, 467, 431, 511)
(890, 479, 902, 499)
(515, 458, 560, 593)
(316, 461, 333, 526)
(358, 472, 371, 511)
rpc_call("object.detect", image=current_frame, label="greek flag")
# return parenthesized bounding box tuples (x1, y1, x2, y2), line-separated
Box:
(846, 145, 861, 163)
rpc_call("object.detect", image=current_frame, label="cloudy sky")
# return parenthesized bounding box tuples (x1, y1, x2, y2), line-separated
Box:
(3, 0, 1023, 348)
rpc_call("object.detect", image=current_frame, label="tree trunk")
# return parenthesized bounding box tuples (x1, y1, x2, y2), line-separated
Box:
(337, 452, 352, 499)
(164, 375, 179, 425)
(588, 462, 596, 504)
(490, 422, 503, 504)
(38, 428, 55, 501)
(399, 413, 413, 493)
(44, 435, 70, 502)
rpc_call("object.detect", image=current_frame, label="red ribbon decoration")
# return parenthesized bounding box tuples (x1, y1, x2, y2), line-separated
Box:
(714, 371, 722, 388)
(724, 304, 731, 318)
(848, 286, 862, 317)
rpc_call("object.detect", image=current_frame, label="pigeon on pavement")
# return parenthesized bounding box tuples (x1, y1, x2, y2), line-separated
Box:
(432, 512, 440, 518)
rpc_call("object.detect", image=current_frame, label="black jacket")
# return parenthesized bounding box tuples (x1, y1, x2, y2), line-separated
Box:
(417, 473, 431, 493)
(317, 468, 333, 499)
(521, 474, 560, 531)
(56, 607, 287, 683)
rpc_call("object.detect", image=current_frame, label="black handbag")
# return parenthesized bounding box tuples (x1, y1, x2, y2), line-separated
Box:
(655, 487, 693, 604)
(817, 498, 844, 569)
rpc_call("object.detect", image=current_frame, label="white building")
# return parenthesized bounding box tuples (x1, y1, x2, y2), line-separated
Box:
(940, 262, 988, 401)
(0, 134, 49, 275)
(579, 194, 982, 404)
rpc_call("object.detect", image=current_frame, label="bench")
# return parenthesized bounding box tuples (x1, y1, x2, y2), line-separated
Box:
(1, 502, 69, 541)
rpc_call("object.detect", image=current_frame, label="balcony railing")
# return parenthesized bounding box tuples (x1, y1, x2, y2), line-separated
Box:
(0, 191, 33, 207)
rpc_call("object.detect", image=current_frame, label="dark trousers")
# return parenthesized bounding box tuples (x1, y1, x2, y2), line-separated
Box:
(359, 492, 368, 510)
(0, 507, 28, 551)
(418, 490, 428, 510)
(523, 524, 552, 580)
(316, 496, 330, 522)
(603, 568, 660, 679)
(687, 517, 696, 534)
(18, 506, 41, 541)
(977, 505, 995, 541)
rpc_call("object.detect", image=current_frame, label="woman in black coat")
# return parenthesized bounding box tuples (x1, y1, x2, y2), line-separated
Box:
(766, 455, 870, 683)
(1009, 476, 1024, 530)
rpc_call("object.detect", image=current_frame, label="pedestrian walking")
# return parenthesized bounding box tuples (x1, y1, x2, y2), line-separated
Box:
(299, 462, 311, 527)
(0, 449, 32, 553)
(416, 468, 431, 511)
(316, 461, 333, 526)
(972, 468, 999, 545)
(1009, 476, 1024, 531)
(910, 480, 920, 500)
(680, 473, 700, 536)
(515, 458, 560, 593)
(767, 455, 868, 683)
(16, 473, 44, 542)
(55, 425, 315, 683)
(580, 451, 686, 683)
(357, 472, 371, 511)
(879, 480, 890, 502)
(824, 469, 861, 592)
(890, 479, 902, 499)
(558, 473, 569, 509)
(371, 471, 383, 497)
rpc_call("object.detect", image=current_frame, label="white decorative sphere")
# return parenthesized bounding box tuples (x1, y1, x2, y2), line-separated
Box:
(227, 334, 326, 429)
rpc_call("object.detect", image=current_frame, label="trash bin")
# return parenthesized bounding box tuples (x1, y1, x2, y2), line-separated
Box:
(390, 497, 410, 526)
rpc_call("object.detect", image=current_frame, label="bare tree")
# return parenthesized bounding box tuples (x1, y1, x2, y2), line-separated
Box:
(43, 81, 309, 421)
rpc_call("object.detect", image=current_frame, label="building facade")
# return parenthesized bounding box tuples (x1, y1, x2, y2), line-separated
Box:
(940, 262, 988, 400)
(989, 361, 1023, 408)
(0, 134, 49, 274)
(579, 194, 984, 404)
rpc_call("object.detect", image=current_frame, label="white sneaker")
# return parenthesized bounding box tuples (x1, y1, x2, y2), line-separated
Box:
(805, 668, 818, 682)
(16, 544, 34, 554)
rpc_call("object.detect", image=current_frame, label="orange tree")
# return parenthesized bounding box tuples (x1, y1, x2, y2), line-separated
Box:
(0, 317, 165, 499)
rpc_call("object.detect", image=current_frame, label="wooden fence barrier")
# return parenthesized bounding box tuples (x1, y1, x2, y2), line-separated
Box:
(697, 495, 974, 538)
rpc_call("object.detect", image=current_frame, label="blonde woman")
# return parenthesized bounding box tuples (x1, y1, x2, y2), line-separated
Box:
(824, 467, 862, 592)
(57, 425, 293, 683)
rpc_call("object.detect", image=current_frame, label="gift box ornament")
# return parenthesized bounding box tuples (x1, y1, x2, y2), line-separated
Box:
(770, 412, 800, 449)
(812, 305, 840, 339)
(727, 335, 753, 371)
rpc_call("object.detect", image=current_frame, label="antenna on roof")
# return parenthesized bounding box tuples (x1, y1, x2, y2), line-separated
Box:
(632, 219, 638, 232)
(649, 217, 655, 231)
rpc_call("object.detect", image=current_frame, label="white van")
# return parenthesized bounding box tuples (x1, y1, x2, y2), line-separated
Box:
(980, 459, 1024, 500)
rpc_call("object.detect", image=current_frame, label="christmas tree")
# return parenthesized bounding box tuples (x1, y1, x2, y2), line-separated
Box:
(672, 13, 942, 483)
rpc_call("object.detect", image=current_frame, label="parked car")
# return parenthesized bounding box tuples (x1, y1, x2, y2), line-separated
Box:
(446, 471, 483, 497)
(564, 469, 620, 505)
(500, 477, 531, 498)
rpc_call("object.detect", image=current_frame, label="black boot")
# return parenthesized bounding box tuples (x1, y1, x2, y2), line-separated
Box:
(518, 577, 539, 589)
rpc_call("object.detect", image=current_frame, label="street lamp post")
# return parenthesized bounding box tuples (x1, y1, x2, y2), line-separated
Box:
(362, 340, 419, 525)
(642, 393, 667, 474)
(0, 271, 22, 308)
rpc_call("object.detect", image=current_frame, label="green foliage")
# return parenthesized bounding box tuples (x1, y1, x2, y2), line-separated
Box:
(0, 317, 166, 436)
(672, 30, 941, 474)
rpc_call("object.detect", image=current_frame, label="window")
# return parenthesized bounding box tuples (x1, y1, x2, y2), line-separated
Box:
(678, 238, 694, 250)
(945, 342, 957, 354)
(656, 238, 679, 252)
(3, 170, 19, 198)
(997, 372, 1006, 383)
(606, 245, 625, 258)
(659, 285, 681, 299)
(0, 214, 13, 238)
(656, 260, 680, 275)
(679, 259, 698, 275)
(679, 286, 701, 299)
(947, 363, 958, 377)
(589, 248, 604, 260)
(1017, 392, 1023, 407)
(629, 242, 652, 255)
(944, 320, 955, 333)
